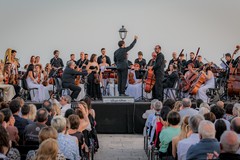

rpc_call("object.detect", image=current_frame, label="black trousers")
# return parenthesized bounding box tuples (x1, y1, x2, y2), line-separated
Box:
(153, 74, 163, 101)
(63, 83, 81, 99)
(117, 68, 128, 94)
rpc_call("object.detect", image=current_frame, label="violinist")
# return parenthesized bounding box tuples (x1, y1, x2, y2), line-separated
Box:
(163, 64, 179, 89)
(196, 64, 215, 102)
(147, 52, 157, 68)
(197, 55, 204, 67)
(99, 56, 110, 95)
(178, 53, 187, 74)
(50, 50, 64, 70)
(168, 52, 178, 67)
(44, 63, 55, 85)
(126, 63, 142, 99)
(97, 48, 111, 66)
(186, 52, 200, 68)
(0, 62, 16, 102)
(67, 53, 77, 65)
(35, 64, 44, 84)
(86, 54, 102, 100)
(134, 51, 146, 69)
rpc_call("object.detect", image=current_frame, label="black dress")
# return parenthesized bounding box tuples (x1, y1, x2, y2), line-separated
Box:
(87, 66, 102, 100)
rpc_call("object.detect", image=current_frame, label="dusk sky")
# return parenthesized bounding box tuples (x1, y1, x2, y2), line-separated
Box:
(0, 0, 239, 68)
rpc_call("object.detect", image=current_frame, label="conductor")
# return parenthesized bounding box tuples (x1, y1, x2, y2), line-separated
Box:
(114, 35, 138, 96)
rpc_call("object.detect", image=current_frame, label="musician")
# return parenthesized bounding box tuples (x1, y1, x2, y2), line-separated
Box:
(149, 45, 165, 101)
(168, 52, 178, 66)
(86, 54, 102, 100)
(186, 52, 200, 68)
(147, 52, 157, 68)
(134, 51, 146, 69)
(114, 35, 138, 96)
(197, 55, 204, 67)
(67, 53, 77, 65)
(85, 53, 89, 62)
(50, 50, 64, 69)
(163, 64, 179, 89)
(0, 62, 16, 102)
(35, 56, 41, 65)
(178, 53, 187, 74)
(126, 63, 142, 99)
(97, 48, 111, 66)
(225, 53, 233, 66)
(62, 61, 85, 100)
(99, 56, 110, 95)
(76, 52, 88, 69)
(196, 64, 215, 102)
(35, 64, 44, 84)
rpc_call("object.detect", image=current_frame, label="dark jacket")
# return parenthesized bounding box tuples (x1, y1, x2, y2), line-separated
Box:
(153, 52, 165, 76)
(186, 138, 220, 160)
(134, 58, 146, 69)
(62, 66, 84, 84)
(97, 55, 111, 66)
(164, 71, 179, 88)
(218, 153, 240, 160)
(50, 57, 64, 68)
(114, 39, 137, 70)
(13, 115, 30, 144)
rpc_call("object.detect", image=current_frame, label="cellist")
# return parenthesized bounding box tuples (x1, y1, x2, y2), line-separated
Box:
(196, 64, 215, 102)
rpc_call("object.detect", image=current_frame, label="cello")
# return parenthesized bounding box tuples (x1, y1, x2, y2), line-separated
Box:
(227, 45, 240, 96)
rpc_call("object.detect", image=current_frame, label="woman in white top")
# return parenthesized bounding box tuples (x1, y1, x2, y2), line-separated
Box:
(0, 62, 16, 102)
(23, 64, 50, 102)
(196, 64, 215, 102)
(99, 57, 109, 95)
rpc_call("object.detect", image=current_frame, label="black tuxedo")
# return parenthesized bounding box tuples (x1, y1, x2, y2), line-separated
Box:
(114, 39, 137, 94)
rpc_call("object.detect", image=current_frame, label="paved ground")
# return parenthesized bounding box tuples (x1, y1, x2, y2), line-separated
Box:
(94, 134, 148, 160)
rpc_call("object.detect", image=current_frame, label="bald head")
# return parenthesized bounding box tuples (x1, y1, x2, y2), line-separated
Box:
(231, 117, 240, 134)
(182, 98, 192, 108)
(198, 120, 216, 139)
(216, 101, 224, 109)
(220, 131, 240, 153)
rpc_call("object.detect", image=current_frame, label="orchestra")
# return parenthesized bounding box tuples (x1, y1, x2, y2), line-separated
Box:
(0, 44, 240, 103)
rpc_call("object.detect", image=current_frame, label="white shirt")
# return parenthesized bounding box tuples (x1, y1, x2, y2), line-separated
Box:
(61, 104, 72, 116)
(177, 133, 200, 160)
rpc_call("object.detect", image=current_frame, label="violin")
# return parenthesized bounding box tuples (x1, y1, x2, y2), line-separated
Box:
(128, 72, 135, 84)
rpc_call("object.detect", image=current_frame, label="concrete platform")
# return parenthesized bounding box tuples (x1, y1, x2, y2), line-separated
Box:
(95, 134, 147, 160)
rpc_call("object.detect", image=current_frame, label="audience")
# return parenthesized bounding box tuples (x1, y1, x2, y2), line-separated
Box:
(42, 100, 53, 126)
(177, 114, 204, 160)
(21, 104, 33, 124)
(203, 112, 216, 123)
(178, 98, 198, 119)
(51, 115, 80, 159)
(28, 104, 37, 121)
(232, 103, 240, 118)
(216, 101, 224, 109)
(211, 105, 230, 130)
(230, 117, 240, 139)
(24, 108, 48, 145)
(59, 95, 72, 116)
(223, 103, 234, 122)
(215, 119, 227, 141)
(186, 120, 220, 160)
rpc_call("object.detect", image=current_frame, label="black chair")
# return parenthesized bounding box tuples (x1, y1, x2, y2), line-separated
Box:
(163, 80, 179, 101)
(54, 78, 70, 98)
(15, 145, 39, 160)
(207, 78, 222, 102)
(21, 78, 38, 101)
(159, 141, 174, 160)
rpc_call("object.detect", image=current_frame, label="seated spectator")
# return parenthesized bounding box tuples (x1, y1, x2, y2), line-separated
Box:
(172, 101, 182, 112)
(218, 131, 240, 160)
(203, 112, 216, 123)
(232, 103, 240, 118)
(215, 119, 227, 141)
(142, 99, 157, 120)
(26, 126, 65, 160)
(211, 105, 230, 130)
(223, 103, 234, 122)
(75, 101, 90, 132)
(24, 108, 48, 145)
(179, 98, 198, 119)
(0, 125, 20, 160)
(0, 108, 19, 146)
(186, 120, 220, 160)
(172, 116, 190, 159)
(68, 115, 84, 155)
(163, 98, 175, 110)
(145, 99, 159, 129)
(51, 116, 80, 160)
(230, 117, 240, 142)
(28, 104, 37, 121)
(82, 96, 95, 119)
(9, 99, 30, 144)
(177, 114, 204, 160)
(34, 138, 61, 160)
(198, 105, 210, 116)
(60, 95, 72, 116)
(64, 108, 75, 118)
(51, 103, 61, 116)
(159, 111, 181, 154)
(21, 104, 33, 124)
(195, 99, 204, 110)
(42, 100, 53, 126)
(216, 101, 224, 109)
(0, 112, 4, 125)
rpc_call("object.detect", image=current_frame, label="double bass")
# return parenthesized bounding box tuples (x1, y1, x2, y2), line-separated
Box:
(227, 45, 240, 96)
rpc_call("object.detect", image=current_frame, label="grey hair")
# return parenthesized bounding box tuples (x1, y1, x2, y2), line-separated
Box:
(198, 107, 210, 116)
(232, 103, 240, 117)
(189, 114, 204, 133)
(151, 99, 159, 108)
(198, 120, 216, 139)
(51, 116, 66, 133)
(199, 102, 210, 110)
(182, 98, 191, 108)
(62, 95, 72, 104)
(67, 61, 74, 67)
(154, 101, 163, 111)
(220, 131, 240, 153)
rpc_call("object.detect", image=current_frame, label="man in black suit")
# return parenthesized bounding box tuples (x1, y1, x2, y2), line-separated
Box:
(97, 48, 111, 66)
(114, 36, 138, 96)
(62, 61, 85, 100)
(149, 45, 165, 101)
(50, 50, 64, 69)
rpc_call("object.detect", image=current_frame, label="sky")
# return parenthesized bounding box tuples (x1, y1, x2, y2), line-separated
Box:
(0, 0, 239, 68)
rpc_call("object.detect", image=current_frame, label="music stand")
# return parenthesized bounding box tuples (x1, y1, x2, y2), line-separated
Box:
(135, 69, 149, 102)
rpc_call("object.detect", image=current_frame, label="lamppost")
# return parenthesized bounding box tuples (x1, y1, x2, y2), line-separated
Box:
(118, 25, 127, 41)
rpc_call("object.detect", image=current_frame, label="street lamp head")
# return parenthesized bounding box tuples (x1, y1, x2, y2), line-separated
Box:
(119, 25, 127, 40)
